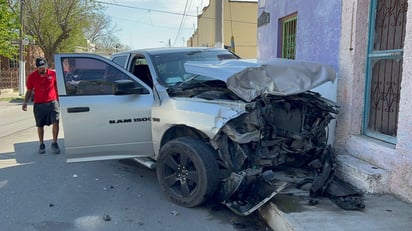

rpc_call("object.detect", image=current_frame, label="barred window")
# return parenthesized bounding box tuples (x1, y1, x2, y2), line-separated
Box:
(9, 57, 18, 68)
(280, 13, 297, 60)
(364, 0, 407, 143)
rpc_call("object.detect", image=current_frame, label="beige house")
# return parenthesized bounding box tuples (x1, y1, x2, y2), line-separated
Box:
(188, 0, 258, 59)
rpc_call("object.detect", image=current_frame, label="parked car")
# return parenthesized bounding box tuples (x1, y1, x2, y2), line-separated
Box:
(54, 47, 364, 216)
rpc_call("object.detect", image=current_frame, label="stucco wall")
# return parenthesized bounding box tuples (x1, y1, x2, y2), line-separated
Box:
(257, 0, 341, 69)
(336, 0, 412, 202)
(391, 0, 412, 201)
(335, 0, 369, 146)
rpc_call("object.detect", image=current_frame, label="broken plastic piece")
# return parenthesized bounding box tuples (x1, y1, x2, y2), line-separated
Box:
(103, 214, 111, 221)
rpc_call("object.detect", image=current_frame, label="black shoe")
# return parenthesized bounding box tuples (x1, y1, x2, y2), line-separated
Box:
(51, 142, 60, 154)
(39, 143, 45, 154)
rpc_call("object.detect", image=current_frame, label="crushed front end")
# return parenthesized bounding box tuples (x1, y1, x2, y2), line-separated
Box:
(211, 91, 364, 215)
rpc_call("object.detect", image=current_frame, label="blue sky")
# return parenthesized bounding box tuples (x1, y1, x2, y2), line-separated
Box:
(98, 0, 210, 49)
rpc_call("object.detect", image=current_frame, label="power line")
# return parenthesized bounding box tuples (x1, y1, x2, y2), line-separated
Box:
(96, 0, 257, 25)
(96, 0, 198, 17)
(173, 0, 193, 46)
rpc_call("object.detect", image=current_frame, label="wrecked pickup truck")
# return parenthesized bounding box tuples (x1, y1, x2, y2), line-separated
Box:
(55, 47, 364, 216)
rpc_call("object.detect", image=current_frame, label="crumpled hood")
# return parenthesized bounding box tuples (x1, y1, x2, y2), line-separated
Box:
(184, 59, 336, 102)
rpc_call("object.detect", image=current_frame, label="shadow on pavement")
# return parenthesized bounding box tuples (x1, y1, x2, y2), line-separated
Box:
(7, 138, 66, 164)
(0, 152, 16, 161)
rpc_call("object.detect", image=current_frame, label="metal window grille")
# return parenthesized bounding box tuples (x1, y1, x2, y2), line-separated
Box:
(365, 0, 407, 143)
(9, 59, 18, 69)
(281, 16, 297, 60)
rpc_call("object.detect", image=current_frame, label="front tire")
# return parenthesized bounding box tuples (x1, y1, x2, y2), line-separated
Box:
(156, 137, 219, 207)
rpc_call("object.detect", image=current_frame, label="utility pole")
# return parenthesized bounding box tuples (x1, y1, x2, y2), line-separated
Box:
(196, 7, 199, 46)
(215, 0, 223, 48)
(18, 0, 25, 96)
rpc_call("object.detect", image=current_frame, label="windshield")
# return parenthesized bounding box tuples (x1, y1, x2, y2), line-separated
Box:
(150, 49, 239, 87)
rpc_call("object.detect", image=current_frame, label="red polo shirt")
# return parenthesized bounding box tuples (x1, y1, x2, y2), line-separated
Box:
(26, 69, 58, 103)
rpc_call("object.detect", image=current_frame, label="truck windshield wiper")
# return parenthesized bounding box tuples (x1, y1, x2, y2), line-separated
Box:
(176, 74, 200, 87)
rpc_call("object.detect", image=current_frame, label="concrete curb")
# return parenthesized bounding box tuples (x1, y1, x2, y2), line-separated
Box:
(259, 193, 412, 231)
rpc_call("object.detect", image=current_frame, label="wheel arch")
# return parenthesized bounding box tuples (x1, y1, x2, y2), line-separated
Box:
(160, 125, 210, 148)
(157, 125, 229, 175)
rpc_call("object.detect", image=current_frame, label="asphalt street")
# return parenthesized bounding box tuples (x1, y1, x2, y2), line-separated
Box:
(0, 99, 271, 231)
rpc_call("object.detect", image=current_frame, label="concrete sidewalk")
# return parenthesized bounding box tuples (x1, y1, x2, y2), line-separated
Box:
(258, 183, 412, 231)
(0, 90, 22, 100)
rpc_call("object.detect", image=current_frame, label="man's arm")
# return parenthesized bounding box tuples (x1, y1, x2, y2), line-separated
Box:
(22, 89, 33, 111)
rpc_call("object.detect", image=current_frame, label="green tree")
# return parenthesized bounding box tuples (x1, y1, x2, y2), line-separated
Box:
(84, 11, 123, 54)
(0, 0, 19, 59)
(85, 12, 115, 44)
(23, 0, 103, 66)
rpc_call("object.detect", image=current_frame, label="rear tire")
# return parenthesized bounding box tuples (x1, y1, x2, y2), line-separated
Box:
(156, 137, 219, 207)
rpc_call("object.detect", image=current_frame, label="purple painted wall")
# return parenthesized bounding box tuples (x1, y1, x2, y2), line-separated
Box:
(257, 0, 342, 70)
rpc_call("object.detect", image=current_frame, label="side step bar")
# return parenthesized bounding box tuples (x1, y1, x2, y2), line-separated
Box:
(133, 157, 157, 169)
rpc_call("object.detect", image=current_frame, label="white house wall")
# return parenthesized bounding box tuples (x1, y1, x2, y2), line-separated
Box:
(337, 0, 412, 202)
(391, 0, 412, 202)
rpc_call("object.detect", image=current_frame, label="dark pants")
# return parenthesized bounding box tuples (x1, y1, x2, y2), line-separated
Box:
(33, 100, 60, 127)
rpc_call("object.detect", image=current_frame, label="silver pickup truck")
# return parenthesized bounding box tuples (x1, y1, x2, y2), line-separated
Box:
(55, 47, 364, 215)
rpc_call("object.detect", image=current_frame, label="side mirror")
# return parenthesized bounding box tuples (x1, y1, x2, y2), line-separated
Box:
(113, 79, 149, 95)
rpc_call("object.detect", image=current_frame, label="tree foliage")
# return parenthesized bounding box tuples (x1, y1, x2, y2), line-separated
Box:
(1, 0, 124, 66)
(83, 11, 124, 54)
(85, 12, 113, 43)
(0, 0, 19, 59)
(24, 0, 104, 65)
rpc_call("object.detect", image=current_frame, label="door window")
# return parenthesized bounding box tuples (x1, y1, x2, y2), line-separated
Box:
(112, 55, 128, 67)
(59, 57, 141, 96)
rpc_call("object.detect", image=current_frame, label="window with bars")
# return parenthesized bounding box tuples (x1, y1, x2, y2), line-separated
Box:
(280, 14, 297, 60)
(364, 0, 407, 143)
(9, 57, 18, 68)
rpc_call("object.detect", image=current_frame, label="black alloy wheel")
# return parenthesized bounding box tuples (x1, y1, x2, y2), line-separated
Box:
(156, 137, 219, 207)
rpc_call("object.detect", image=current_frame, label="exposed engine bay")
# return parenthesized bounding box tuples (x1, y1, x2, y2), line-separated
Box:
(213, 91, 364, 215)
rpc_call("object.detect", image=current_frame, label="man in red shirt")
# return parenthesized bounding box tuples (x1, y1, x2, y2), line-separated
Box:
(22, 57, 60, 154)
